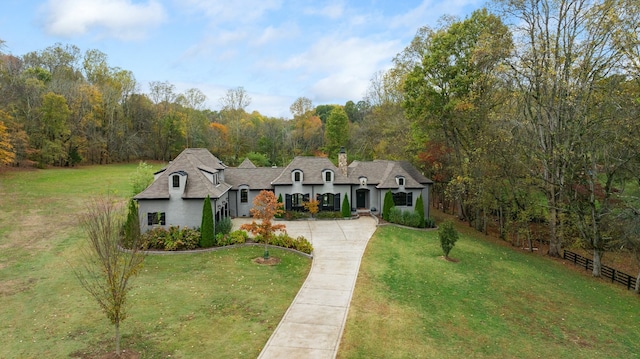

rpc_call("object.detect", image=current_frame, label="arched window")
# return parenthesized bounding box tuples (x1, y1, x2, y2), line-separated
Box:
(293, 170, 302, 182)
(324, 170, 333, 182)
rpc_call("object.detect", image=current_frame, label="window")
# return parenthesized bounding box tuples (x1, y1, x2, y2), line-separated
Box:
(292, 193, 305, 208)
(240, 189, 248, 203)
(147, 212, 166, 225)
(392, 192, 413, 207)
(324, 171, 333, 182)
(172, 175, 180, 188)
(318, 193, 340, 211)
(213, 173, 219, 185)
(293, 171, 301, 182)
(397, 176, 405, 186)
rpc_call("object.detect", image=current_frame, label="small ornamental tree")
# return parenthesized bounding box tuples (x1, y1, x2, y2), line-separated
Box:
(415, 193, 425, 228)
(342, 193, 351, 218)
(122, 198, 140, 249)
(74, 197, 145, 356)
(240, 190, 286, 259)
(383, 190, 394, 221)
(438, 220, 459, 259)
(304, 199, 319, 218)
(200, 195, 215, 247)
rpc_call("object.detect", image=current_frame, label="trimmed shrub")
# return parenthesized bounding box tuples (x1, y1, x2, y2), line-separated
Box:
(388, 207, 402, 224)
(140, 227, 167, 250)
(215, 216, 232, 237)
(216, 230, 248, 246)
(425, 217, 436, 228)
(284, 211, 310, 220)
(141, 226, 199, 251)
(316, 211, 342, 219)
(387, 207, 425, 228)
(253, 232, 314, 254)
(200, 195, 215, 248)
(438, 221, 459, 258)
(383, 190, 394, 221)
(342, 193, 351, 217)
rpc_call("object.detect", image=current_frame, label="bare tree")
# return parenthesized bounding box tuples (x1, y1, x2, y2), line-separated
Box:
(219, 87, 252, 160)
(73, 197, 144, 356)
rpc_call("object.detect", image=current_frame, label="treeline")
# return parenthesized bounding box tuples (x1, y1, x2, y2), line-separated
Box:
(0, 42, 398, 168)
(1, 1, 640, 281)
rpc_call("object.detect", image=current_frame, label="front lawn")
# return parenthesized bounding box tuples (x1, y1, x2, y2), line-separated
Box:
(338, 225, 640, 358)
(0, 165, 311, 358)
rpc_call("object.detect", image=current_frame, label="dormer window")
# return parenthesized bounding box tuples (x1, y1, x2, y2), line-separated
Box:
(359, 176, 367, 186)
(396, 176, 405, 187)
(293, 170, 303, 182)
(172, 175, 180, 188)
(324, 170, 334, 183)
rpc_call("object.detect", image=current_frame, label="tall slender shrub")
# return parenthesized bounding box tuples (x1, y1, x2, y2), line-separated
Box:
(342, 193, 351, 218)
(200, 195, 215, 247)
(415, 193, 425, 228)
(383, 190, 394, 221)
(122, 198, 140, 248)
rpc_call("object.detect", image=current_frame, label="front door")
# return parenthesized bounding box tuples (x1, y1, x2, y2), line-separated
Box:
(356, 190, 366, 208)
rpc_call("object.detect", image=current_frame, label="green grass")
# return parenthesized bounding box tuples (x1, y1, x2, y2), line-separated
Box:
(338, 226, 640, 358)
(0, 165, 311, 358)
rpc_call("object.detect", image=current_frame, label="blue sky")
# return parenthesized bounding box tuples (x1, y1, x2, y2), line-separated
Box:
(1, 0, 485, 118)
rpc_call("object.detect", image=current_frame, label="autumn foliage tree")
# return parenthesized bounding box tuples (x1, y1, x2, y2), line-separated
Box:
(240, 190, 286, 259)
(0, 118, 15, 165)
(304, 199, 320, 218)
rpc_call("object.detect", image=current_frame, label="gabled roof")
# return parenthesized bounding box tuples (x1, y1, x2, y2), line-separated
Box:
(238, 158, 257, 169)
(224, 167, 282, 190)
(134, 148, 230, 200)
(348, 160, 433, 189)
(271, 156, 351, 185)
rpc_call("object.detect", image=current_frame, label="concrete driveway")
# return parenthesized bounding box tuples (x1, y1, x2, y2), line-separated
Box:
(234, 217, 378, 359)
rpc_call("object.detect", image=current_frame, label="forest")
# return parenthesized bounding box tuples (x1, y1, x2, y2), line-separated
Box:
(1, 0, 640, 283)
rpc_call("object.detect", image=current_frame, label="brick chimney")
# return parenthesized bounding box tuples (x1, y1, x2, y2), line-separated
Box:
(338, 147, 348, 177)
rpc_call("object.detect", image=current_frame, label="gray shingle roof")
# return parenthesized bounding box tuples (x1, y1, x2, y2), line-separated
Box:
(237, 158, 257, 168)
(134, 148, 230, 200)
(224, 167, 282, 189)
(271, 156, 351, 185)
(135, 149, 432, 199)
(348, 160, 433, 189)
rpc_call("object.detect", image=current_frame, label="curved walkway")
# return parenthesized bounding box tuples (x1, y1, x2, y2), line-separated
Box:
(234, 217, 378, 359)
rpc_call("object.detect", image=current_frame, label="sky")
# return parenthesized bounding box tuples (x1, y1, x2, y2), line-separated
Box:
(1, 0, 485, 118)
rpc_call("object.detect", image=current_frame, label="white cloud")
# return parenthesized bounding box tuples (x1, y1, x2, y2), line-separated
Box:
(304, 2, 345, 20)
(251, 23, 299, 47)
(390, 0, 485, 30)
(181, 0, 282, 23)
(279, 35, 400, 102)
(40, 0, 166, 40)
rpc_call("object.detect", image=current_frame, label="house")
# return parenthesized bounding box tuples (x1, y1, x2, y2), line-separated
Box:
(133, 149, 231, 232)
(134, 148, 432, 232)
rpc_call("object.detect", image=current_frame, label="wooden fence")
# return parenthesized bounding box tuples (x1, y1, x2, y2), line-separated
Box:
(563, 250, 638, 292)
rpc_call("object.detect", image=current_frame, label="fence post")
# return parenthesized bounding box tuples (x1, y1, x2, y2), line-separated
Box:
(611, 269, 615, 283)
